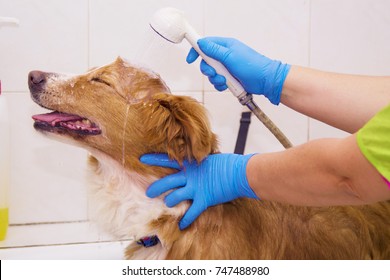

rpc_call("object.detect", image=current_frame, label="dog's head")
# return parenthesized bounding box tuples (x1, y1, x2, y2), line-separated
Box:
(29, 57, 218, 174)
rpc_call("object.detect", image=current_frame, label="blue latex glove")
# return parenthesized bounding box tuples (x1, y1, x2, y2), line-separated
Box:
(140, 153, 259, 230)
(186, 37, 291, 105)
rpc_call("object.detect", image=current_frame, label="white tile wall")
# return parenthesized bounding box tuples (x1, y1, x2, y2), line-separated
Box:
(203, 0, 311, 153)
(1, 0, 390, 258)
(310, 0, 390, 76)
(204, 0, 311, 77)
(0, 0, 89, 92)
(204, 93, 308, 154)
(89, 0, 205, 92)
(7, 93, 89, 224)
(309, 0, 390, 139)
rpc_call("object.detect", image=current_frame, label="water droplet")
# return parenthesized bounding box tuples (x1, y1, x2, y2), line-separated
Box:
(121, 105, 130, 167)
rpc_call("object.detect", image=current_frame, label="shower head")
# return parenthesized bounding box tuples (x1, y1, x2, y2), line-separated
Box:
(149, 7, 198, 44)
(149, 7, 293, 149)
(150, 7, 246, 99)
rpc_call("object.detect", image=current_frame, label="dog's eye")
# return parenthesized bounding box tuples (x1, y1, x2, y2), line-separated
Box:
(91, 77, 112, 88)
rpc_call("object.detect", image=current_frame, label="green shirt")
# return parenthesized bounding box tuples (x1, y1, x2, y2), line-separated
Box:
(357, 104, 390, 182)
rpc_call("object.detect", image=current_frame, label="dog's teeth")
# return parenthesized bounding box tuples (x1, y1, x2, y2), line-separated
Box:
(83, 119, 91, 125)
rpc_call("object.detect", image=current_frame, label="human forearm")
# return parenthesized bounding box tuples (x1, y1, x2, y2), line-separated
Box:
(246, 134, 390, 206)
(281, 66, 390, 132)
(141, 136, 390, 230)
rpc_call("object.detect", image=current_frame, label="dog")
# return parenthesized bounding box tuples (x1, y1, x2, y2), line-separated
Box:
(28, 57, 390, 259)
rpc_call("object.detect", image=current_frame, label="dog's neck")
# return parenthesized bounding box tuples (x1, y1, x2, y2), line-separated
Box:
(86, 151, 185, 241)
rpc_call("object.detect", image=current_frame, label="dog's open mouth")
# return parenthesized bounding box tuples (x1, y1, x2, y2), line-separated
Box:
(32, 111, 101, 135)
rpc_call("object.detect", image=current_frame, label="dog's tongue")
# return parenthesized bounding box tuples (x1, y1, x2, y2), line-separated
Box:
(32, 111, 83, 125)
(32, 111, 101, 135)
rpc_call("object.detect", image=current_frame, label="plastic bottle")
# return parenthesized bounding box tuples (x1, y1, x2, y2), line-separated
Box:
(0, 80, 10, 240)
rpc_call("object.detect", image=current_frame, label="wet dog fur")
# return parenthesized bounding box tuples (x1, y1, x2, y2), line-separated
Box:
(29, 57, 390, 259)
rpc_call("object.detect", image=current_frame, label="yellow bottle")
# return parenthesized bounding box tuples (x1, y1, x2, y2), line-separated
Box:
(0, 81, 10, 241)
(0, 208, 9, 240)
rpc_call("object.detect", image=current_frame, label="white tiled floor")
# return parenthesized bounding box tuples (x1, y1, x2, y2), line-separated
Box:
(0, 241, 127, 260)
(0, 222, 130, 259)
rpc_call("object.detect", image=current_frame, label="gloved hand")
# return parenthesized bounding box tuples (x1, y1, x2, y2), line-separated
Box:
(186, 37, 291, 105)
(140, 153, 259, 230)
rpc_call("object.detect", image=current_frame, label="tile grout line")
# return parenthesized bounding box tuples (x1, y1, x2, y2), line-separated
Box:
(307, 0, 313, 142)
(87, 0, 91, 70)
(0, 238, 133, 250)
(9, 219, 89, 227)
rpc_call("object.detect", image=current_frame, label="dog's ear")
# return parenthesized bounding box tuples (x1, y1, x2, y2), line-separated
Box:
(143, 93, 218, 164)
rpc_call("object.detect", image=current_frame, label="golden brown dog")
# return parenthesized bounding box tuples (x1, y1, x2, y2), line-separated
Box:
(28, 57, 390, 259)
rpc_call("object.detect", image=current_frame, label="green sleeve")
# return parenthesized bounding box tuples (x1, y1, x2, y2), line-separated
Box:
(357, 104, 390, 180)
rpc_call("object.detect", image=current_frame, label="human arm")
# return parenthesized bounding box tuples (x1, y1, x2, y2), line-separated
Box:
(281, 66, 390, 133)
(187, 37, 291, 105)
(141, 134, 390, 229)
(191, 37, 390, 132)
(246, 133, 390, 206)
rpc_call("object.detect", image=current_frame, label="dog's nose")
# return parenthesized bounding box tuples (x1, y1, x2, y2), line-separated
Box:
(28, 71, 47, 93)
